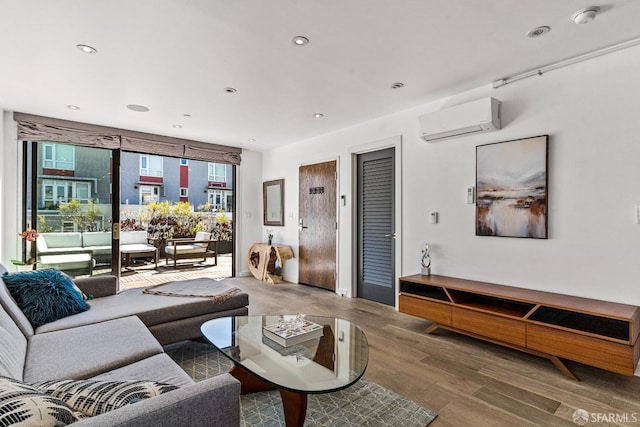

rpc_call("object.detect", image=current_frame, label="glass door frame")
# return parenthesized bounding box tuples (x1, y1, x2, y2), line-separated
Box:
(25, 141, 121, 276)
(24, 142, 237, 278)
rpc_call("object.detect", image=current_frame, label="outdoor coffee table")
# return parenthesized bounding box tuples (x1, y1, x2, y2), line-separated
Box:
(201, 315, 369, 427)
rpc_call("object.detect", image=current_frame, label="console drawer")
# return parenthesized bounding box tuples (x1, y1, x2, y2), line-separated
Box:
(527, 324, 635, 376)
(399, 295, 451, 326)
(452, 307, 526, 347)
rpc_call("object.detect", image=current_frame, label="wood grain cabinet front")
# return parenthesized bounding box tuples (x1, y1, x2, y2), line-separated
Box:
(399, 295, 452, 327)
(527, 324, 636, 376)
(452, 307, 526, 347)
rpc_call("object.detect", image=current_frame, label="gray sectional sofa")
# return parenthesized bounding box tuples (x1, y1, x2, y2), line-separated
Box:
(0, 263, 249, 426)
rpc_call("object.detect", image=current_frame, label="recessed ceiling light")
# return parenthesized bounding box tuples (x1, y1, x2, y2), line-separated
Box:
(223, 87, 237, 93)
(126, 104, 150, 112)
(76, 44, 97, 54)
(172, 124, 182, 129)
(572, 7, 600, 24)
(526, 26, 551, 38)
(248, 138, 256, 142)
(313, 113, 324, 119)
(66, 105, 80, 110)
(390, 82, 405, 89)
(292, 36, 310, 46)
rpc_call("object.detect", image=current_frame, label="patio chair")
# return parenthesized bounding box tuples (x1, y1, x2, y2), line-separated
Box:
(165, 231, 217, 268)
(120, 230, 158, 269)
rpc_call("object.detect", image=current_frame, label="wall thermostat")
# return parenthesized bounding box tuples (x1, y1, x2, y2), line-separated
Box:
(467, 186, 475, 204)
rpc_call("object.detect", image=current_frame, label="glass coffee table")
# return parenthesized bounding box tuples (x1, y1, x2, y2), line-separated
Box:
(201, 315, 369, 427)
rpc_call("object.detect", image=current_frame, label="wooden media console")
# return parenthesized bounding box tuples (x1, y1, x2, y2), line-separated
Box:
(399, 274, 640, 380)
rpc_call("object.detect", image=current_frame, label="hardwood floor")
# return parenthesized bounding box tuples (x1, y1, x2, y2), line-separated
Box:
(223, 276, 640, 427)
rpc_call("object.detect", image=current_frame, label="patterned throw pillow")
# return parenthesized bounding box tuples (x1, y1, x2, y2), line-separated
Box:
(34, 380, 179, 417)
(2, 269, 90, 327)
(0, 376, 83, 426)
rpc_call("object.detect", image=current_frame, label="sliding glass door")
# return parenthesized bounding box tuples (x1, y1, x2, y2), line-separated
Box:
(25, 141, 116, 277)
(23, 141, 236, 279)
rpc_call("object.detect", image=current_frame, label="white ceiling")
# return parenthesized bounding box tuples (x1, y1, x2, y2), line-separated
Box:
(1, 0, 639, 152)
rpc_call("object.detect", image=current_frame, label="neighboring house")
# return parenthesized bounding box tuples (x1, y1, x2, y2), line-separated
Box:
(27, 143, 113, 231)
(120, 152, 233, 211)
(24, 146, 234, 232)
(37, 143, 112, 209)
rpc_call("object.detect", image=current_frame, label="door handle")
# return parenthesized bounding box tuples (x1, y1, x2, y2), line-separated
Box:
(384, 232, 396, 239)
(298, 219, 309, 232)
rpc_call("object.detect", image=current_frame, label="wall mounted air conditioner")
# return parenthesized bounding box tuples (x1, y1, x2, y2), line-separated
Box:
(419, 97, 502, 142)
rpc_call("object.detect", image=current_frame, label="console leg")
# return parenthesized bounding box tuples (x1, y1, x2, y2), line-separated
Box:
(549, 356, 579, 381)
(424, 323, 440, 334)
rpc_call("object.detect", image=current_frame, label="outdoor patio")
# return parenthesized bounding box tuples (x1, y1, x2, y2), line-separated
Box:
(116, 253, 233, 290)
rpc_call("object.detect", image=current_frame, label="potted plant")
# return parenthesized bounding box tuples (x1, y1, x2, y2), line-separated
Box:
(11, 229, 39, 270)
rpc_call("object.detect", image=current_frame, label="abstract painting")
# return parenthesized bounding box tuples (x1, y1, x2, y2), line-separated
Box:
(476, 135, 548, 238)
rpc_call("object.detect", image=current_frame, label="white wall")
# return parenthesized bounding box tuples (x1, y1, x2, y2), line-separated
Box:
(0, 109, 5, 264)
(235, 149, 263, 277)
(262, 44, 640, 306)
(0, 110, 21, 268)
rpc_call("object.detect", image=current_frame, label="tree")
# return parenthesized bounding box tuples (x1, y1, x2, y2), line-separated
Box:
(58, 200, 102, 231)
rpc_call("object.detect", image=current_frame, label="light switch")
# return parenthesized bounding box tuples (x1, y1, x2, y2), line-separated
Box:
(636, 206, 640, 224)
(430, 212, 439, 224)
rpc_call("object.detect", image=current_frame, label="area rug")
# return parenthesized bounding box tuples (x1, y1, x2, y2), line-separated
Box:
(165, 340, 437, 427)
(143, 277, 242, 303)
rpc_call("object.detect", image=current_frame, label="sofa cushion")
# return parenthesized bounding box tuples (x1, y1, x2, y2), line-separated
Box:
(90, 354, 195, 388)
(165, 244, 207, 255)
(0, 308, 27, 379)
(34, 379, 178, 417)
(35, 285, 249, 334)
(37, 233, 83, 251)
(2, 270, 90, 328)
(120, 244, 157, 254)
(0, 271, 34, 338)
(24, 316, 163, 383)
(119, 231, 149, 245)
(0, 376, 83, 426)
(81, 232, 111, 247)
(193, 231, 211, 248)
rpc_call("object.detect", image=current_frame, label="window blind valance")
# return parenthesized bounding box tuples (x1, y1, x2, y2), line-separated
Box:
(14, 113, 242, 165)
(16, 119, 120, 149)
(184, 142, 242, 165)
(120, 136, 184, 158)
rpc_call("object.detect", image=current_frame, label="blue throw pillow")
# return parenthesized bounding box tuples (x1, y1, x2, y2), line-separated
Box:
(2, 269, 90, 328)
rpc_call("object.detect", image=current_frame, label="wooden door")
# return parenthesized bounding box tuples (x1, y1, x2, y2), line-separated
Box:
(357, 148, 395, 305)
(298, 161, 337, 290)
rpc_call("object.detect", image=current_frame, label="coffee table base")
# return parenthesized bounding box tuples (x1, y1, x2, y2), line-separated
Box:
(229, 364, 307, 427)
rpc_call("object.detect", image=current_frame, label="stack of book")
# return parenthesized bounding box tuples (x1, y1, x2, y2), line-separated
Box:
(263, 319, 324, 347)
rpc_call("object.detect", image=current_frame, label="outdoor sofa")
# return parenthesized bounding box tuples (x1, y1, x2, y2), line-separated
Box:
(36, 231, 160, 272)
(35, 232, 106, 275)
(0, 263, 249, 426)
